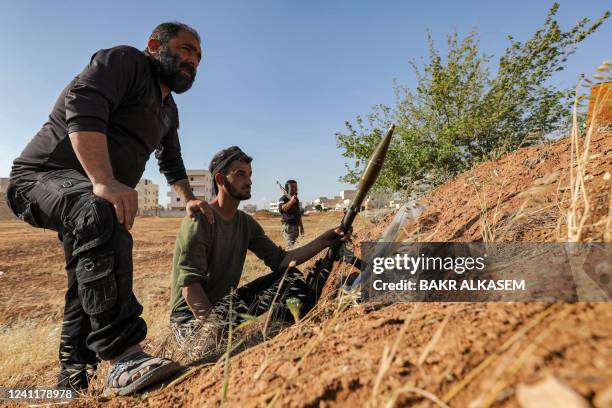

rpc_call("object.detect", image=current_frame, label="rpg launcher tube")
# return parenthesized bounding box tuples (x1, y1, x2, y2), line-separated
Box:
(340, 124, 395, 232)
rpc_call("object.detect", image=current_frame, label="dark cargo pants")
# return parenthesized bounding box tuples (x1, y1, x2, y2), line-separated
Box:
(6, 169, 147, 390)
(171, 266, 318, 342)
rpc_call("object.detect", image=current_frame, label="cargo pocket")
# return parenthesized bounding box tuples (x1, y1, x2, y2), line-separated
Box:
(40, 169, 92, 198)
(71, 198, 115, 256)
(76, 250, 118, 315)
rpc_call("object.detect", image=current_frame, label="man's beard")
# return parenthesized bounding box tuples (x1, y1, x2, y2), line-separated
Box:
(154, 47, 196, 94)
(223, 178, 251, 200)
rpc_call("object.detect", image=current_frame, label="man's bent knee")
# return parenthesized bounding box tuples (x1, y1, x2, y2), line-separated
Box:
(69, 197, 120, 315)
(69, 196, 117, 256)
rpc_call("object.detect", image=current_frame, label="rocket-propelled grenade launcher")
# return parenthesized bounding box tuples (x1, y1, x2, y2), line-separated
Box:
(339, 123, 395, 232)
(306, 124, 395, 294)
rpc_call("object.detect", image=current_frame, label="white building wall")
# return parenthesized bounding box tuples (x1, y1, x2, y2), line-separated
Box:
(0, 178, 9, 194)
(269, 201, 280, 213)
(0, 177, 14, 220)
(313, 196, 343, 210)
(339, 190, 356, 200)
(167, 170, 214, 210)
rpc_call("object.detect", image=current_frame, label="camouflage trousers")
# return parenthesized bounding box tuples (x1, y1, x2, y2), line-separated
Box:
(281, 223, 299, 247)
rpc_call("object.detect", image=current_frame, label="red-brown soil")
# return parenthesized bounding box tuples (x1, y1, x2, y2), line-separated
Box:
(64, 129, 611, 407)
(1, 126, 610, 407)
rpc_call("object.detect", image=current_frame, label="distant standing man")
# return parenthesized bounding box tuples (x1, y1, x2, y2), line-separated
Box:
(278, 179, 304, 247)
(5, 22, 213, 395)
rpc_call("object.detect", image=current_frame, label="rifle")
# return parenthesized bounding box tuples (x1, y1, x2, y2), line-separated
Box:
(307, 124, 395, 294)
(276, 180, 289, 197)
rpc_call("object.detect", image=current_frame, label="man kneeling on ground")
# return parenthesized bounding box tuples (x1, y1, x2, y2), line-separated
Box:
(169, 146, 350, 343)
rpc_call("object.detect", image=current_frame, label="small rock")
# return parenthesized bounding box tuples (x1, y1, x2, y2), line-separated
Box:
(534, 171, 559, 185)
(604, 172, 611, 181)
(594, 386, 612, 408)
(516, 377, 589, 408)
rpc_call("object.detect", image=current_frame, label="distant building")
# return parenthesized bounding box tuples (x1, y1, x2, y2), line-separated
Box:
(303, 203, 316, 213)
(0, 178, 15, 220)
(269, 201, 280, 213)
(135, 179, 159, 215)
(243, 204, 257, 213)
(168, 169, 213, 210)
(311, 190, 356, 211)
(339, 190, 356, 200)
(310, 188, 403, 212)
(0, 178, 9, 195)
(338, 190, 356, 210)
(312, 196, 343, 211)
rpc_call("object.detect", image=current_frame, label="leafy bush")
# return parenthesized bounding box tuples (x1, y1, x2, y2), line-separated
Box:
(336, 3, 609, 195)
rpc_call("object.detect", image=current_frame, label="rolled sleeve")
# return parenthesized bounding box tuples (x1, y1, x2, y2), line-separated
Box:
(65, 46, 145, 135)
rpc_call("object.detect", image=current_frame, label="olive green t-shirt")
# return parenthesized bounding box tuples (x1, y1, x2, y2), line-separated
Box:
(170, 210, 285, 319)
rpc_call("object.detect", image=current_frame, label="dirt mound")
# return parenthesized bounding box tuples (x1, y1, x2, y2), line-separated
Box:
(403, 129, 610, 243)
(74, 125, 611, 408)
(113, 302, 608, 408)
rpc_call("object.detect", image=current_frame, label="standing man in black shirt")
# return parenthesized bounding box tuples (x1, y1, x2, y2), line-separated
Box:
(5, 22, 213, 396)
(278, 179, 304, 247)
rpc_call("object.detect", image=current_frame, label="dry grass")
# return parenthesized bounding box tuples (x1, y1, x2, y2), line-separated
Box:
(369, 305, 419, 407)
(453, 71, 611, 244)
(0, 318, 59, 388)
(567, 67, 611, 242)
(264, 287, 361, 407)
(477, 304, 576, 408)
(441, 304, 561, 404)
(0, 211, 344, 389)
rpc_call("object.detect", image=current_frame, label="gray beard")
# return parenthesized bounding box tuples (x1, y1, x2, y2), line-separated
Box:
(154, 47, 196, 94)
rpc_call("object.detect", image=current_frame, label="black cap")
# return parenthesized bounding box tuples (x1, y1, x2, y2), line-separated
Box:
(209, 146, 252, 194)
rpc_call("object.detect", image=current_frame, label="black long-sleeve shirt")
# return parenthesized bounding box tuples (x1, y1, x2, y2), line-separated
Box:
(278, 195, 301, 225)
(10, 45, 187, 188)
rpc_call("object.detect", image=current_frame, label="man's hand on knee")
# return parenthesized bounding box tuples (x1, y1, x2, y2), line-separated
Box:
(92, 178, 138, 230)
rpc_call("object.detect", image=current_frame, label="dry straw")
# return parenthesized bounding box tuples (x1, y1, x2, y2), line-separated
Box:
(567, 64, 611, 242)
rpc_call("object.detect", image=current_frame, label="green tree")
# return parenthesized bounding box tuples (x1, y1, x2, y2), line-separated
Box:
(336, 4, 609, 194)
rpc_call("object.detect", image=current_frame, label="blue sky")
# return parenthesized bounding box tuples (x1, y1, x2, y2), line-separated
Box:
(0, 1, 609, 209)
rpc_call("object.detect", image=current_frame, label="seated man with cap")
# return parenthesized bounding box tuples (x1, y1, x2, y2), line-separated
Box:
(169, 146, 350, 344)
